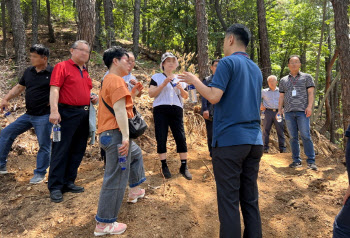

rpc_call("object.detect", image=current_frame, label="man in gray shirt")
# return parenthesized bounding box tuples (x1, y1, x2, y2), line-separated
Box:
(278, 55, 317, 170)
(261, 75, 285, 153)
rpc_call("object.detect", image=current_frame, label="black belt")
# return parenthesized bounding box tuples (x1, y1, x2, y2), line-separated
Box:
(266, 108, 278, 112)
(59, 103, 89, 110)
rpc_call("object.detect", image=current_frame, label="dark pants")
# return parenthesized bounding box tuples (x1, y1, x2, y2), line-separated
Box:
(48, 106, 89, 191)
(212, 145, 263, 238)
(205, 119, 213, 157)
(333, 198, 350, 237)
(262, 109, 285, 150)
(333, 135, 350, 237)
(153, 105, 187, 154)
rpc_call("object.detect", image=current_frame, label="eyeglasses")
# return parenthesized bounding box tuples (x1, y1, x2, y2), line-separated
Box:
(74, 48, 90, 54)
(288, 62, 301, 65)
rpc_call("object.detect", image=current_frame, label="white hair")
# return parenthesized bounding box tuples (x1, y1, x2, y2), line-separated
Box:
(267, 75, 277, 82)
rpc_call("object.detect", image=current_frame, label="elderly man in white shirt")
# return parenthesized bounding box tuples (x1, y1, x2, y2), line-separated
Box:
(261, 75, 286, 153)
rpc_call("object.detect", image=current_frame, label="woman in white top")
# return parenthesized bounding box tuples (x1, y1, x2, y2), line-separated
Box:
(148, 52, 192, 180)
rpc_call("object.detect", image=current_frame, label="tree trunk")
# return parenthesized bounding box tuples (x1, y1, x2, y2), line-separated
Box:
(257, 0, 271, 87)
(141, 0, 147, 44)
(300, 34, 307, 72)
(331, 0, 350, 133)
(320, 48, 339, 134)
(330, 79, 339, 143)
(132, 0, 141, 58)
(313, 72, 341, 125)
(32, 0, 38, 45)
(103, 0, 115, 47)
(76, 0, 96, 52)
(94, 0, 102, 51)
(195, 0, 210, 80)
(1, 0, 7, 57)
(5, 0, 26, 78)
(250, 25, 255, 62)
(215, 0, 227, 31)
(311, 0, 327, 122)
(46, 0, 55, 43)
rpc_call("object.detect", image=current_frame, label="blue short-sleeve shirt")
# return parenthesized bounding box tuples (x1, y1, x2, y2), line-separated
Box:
(209, 52, 263, 147)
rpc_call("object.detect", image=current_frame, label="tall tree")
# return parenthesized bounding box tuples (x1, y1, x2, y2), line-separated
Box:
(132, 0, 141, 58)
(32, 0, 38, 45)
(46, 0, 55, 43)
(141, 0, 147, 44)
(311, 0, 327, 122)
(195, 0, 210, 80)
(94, 0, 103, 51)
(215, 0, 227, 31)
(103, 0, 115, 47)
(76, 0, 96, 51)
(1, 0, 7, 57)
(257, 0, 271, 86)
(5, 0, 26, 77)
(331, 0, 350, 132)
(320, 49, 339, 134)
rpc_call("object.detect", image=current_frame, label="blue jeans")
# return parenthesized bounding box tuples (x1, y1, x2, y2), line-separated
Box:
(0, 113, 52, 175)
(96, 129, 146, 223)
(333, 198, 350, 237)
(284, 111, 315, 164)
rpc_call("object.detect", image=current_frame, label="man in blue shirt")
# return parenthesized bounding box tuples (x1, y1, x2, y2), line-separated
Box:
(333, 125, 350, 237)
(179, 24, 263, 238)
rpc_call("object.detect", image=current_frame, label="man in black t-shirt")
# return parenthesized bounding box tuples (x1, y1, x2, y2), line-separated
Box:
(0, 44, 53, 184)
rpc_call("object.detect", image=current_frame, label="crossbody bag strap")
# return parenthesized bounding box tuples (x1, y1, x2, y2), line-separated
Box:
(102, 97, 115, 116)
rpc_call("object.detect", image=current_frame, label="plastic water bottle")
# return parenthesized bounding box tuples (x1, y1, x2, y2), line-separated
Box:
(4, 111, 15, 123)
(117, 144, 127, 171)
(52, 124, 61, 142)
(276, 113, 282, 123)
(261, 111, 265, 120)
(187, 85, 197, 103)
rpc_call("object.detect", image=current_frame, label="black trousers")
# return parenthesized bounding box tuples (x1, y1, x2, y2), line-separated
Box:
(153, 105, 187, 154)
(205, 119, 213, 157)
(48, 106, 89, 191)
(212, 145, 263, 238)
(262, 109, 285, 150)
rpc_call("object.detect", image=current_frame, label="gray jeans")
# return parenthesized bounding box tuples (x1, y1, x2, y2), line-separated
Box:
(96, 129, 146, 223)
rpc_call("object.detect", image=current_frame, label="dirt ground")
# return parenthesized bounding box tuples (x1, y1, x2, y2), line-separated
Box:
(0, 102, 348, 238)
(0, 35, 348, 238)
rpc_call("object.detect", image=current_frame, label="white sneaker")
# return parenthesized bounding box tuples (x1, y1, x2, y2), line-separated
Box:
(94, 222, 127, 236)
(29, 174, 45, 184)
(0, 166, 8, 175)
(128, 188, 145, 203)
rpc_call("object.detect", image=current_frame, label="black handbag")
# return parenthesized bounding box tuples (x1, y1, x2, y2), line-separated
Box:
(101, 97, 148, 139)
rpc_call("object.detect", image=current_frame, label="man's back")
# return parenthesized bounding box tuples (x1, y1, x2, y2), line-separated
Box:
(210, 52, 263, 147)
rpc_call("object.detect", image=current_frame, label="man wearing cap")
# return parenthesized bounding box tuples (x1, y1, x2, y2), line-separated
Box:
(48, 40, 98, 203)
(261, 75, 286, 153)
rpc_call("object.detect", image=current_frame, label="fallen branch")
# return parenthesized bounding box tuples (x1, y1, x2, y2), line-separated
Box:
(201, 159, 214, 178)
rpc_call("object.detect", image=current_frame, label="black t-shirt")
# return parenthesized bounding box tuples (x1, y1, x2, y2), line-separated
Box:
(19, 65, 53, 116)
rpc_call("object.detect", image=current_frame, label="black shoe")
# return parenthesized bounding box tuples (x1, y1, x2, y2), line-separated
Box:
(50, 190, 63, 203)
(179, 167, 192, 180)
(264, 149, 269, 153)
(280, 148, 287, 153)
(289, 162, 302, 168)
(162, 166, 172, 179)
(63, 183, 84, 193)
